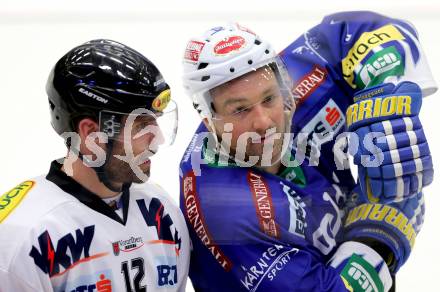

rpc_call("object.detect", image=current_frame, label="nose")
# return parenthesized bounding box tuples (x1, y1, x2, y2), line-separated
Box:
(251, 104, 272, 133)
(148, 126, 165, 149)
(136, 124, 165, 153)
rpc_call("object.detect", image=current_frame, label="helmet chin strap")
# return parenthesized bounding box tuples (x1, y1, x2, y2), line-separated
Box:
(65, 137, 126, 193)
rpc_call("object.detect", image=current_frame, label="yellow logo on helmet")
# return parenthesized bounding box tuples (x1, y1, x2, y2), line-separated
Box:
(152, 89, 171, 111)
(0, 181, 35, 223)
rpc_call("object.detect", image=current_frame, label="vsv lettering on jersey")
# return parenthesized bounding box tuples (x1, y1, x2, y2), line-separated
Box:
(29, 225, 109, 277)
(280, 182, 306, 238)
(312, 191, 341, 255)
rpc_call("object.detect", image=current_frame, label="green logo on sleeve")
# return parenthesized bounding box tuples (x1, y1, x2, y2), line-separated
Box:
(356, 46, 404, 89)
(340, 254, 384, 292)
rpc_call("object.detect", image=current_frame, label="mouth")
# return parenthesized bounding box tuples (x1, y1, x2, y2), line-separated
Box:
(142, 149, 157, 164)
(260, 132, 277, 143)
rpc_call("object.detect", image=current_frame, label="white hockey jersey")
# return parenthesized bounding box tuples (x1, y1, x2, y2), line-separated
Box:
(0, 161, 190, 292)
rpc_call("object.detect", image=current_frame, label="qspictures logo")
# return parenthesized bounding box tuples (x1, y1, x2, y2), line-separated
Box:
(0, 180, 34, 223)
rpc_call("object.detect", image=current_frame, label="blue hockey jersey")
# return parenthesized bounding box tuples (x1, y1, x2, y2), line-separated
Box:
(181, 125, 349, 291)
(179, 11, 437, 292)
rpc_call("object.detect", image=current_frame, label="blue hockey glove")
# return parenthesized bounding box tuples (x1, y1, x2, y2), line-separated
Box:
(343, 185, 425, 273)
(347, 81, 433, 203)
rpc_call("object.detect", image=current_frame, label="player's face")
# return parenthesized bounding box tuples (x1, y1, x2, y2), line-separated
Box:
(105, 115, 163, 184)
(210, 67, 286, 166)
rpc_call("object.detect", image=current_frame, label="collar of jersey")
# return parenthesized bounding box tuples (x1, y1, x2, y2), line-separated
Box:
(46, 159, 131, 225)
(202, 137, 306, 187)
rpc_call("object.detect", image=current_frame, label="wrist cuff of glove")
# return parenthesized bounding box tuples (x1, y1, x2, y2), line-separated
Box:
(344, 203, 415, 273)
(353, 237, 396, 272)
(329, 241, 392, 292)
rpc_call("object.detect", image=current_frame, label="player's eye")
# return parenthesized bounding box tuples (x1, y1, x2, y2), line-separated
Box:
(263, 95, 274, 104)
(133, 123, 145, 132)
(134, 120, 154, 132)
(232, 106, 250, 115)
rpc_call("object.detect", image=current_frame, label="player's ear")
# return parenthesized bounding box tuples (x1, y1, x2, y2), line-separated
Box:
(77, 118, 99, 142)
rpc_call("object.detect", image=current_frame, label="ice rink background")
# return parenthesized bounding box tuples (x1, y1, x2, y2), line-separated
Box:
(0, 0, 439, 290)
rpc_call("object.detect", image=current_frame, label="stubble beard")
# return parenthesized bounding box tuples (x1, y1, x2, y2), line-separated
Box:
(104, 141, 151, 185)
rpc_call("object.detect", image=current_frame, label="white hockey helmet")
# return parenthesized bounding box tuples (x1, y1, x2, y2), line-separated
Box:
(182, 23, 294, 120)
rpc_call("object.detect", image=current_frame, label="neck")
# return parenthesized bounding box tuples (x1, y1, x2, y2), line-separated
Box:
(258, 159, 281, 175)
(62, 154, 121, 198)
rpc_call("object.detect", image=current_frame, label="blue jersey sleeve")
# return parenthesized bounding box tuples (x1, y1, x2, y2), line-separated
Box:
(279, 11, 437, 190)
(282, 11, 436, 98)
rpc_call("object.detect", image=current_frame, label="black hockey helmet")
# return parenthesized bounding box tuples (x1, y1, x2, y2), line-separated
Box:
(47, 39, 173, 137)
(46, 39, 177, 190)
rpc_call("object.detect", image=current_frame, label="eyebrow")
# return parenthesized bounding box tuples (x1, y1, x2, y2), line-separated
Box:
(222, 86, 277, 108)
(222, 97, 247, 107)
(133, 115, 158, 124)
